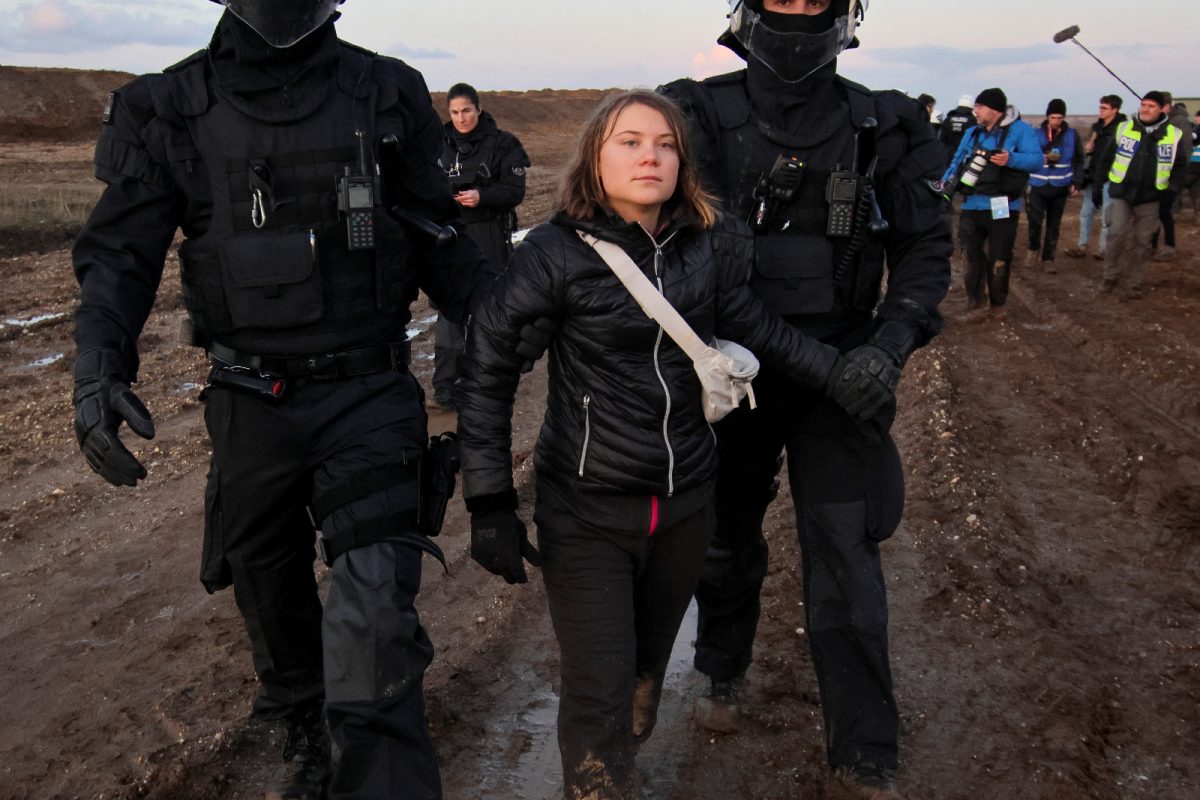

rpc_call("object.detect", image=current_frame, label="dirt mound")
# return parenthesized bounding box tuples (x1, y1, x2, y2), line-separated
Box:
(0, 65, 134, 142)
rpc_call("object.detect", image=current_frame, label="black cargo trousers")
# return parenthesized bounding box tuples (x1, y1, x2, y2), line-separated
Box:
(201, 366, 441, 799)
(694, 369, 905, 772)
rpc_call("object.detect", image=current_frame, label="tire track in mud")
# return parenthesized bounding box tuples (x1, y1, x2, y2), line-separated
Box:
(887, 262, 1200, 799)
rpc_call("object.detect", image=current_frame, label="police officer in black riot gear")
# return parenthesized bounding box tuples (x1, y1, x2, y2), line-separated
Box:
(660, 1, 951, 796)
(71, 1, 493, 797)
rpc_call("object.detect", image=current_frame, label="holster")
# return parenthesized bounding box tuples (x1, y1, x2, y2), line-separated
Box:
(419, 432, 460, 536)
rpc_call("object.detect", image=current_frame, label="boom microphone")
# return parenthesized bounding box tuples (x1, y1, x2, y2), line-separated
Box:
(1052, 24, 1141, 99)
(1052, 25, 1080, 44)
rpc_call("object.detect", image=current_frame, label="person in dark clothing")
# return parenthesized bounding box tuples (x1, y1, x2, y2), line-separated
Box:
(458, 89, 886, 800)
(1186, 109, 1200, 216)
(432, 82, 530, 410)
(70, 2, 492, 797)
(1067, 94, 1125, 260)
(917, 93, 938, 139)
(1095, 91, 1189, 298)
(1025, 98, 1083, 273)
(1150, 95, 1191, 261)
(939, 94, 976, 167)
(657, 2, 952, 797)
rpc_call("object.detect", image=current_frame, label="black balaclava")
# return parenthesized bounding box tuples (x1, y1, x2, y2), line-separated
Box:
(208, 10, 340, 122)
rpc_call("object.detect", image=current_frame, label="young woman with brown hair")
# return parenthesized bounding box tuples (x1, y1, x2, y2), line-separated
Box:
(455, 89, 862, 799)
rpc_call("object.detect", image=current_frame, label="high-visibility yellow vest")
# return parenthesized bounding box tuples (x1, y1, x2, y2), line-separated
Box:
(1108, 120, 1183, 189)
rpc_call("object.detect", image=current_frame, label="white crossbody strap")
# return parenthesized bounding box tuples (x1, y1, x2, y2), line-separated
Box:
(578, 232, 709, 362)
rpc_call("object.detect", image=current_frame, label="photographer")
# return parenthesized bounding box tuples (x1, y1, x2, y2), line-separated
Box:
(942, 88, 1042, 321)
(434, 83, 530, 410)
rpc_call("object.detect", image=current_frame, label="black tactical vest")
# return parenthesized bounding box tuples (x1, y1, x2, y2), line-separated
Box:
(701, 73, 887, 320)
(153, 47, 418, 356)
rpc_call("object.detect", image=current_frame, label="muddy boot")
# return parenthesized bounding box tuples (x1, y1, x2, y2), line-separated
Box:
(1043, 259, 1057, 274)
(824, 763, 904, 800)
(692, 675, 742, 734)
(1063, 246, 1086, 259)
(266, 707, 331, 800)
(632, 673, 665, 746)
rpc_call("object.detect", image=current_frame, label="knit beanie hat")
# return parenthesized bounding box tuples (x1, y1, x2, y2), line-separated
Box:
(1142, 90, 1168, 107)
(1046, 98, 1067, 116)
(975, 88, 1007, 113)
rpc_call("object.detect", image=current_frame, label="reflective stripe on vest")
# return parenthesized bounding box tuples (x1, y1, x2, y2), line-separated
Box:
(1108, 120, 1183, 189)
(1030, 127, 1076, 187)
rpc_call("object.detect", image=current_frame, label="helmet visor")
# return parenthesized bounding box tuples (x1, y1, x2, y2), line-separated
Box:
(727, 0, 861, 84)
(224, 0, 340, 48)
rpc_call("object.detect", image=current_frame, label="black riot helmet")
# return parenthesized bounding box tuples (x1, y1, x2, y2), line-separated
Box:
(209, 0, 345, 48)
(725, 0, 866, 84)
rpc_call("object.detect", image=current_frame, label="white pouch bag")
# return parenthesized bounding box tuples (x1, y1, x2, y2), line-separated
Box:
(579, 233, 759, 423)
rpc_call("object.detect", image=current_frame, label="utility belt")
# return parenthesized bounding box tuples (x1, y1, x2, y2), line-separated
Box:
(207, 339, 411, 393)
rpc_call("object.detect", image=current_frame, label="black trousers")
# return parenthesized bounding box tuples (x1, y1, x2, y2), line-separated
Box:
(435, 218, 512, 405)
(694, 373, 903, 771)
(202, 369, 441, 799)
(534, 498, 712, 799)
(960, 209, 1020, 308)
(1026, 186, 1070, 261)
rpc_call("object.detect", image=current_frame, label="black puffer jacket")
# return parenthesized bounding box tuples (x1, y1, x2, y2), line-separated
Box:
(457, 209, 839, 505)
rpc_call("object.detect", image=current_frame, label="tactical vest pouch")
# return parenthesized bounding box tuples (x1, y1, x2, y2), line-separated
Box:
(752, 234, 835, 316)
(219, 231, 323, 329)
(372, 209, 413, 314)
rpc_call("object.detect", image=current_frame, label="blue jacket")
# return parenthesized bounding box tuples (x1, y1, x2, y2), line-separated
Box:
(1029, 122, 1080, 189)
(943, 118, 1043, 211)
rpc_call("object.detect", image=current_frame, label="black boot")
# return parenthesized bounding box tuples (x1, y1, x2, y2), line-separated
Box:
(267, 706, 331, 800)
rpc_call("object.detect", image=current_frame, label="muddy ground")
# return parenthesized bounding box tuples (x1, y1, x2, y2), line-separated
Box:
(2, 71, 1199, 800)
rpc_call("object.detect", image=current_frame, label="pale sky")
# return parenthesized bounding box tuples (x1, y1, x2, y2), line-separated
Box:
(1, 1, 1197, 119)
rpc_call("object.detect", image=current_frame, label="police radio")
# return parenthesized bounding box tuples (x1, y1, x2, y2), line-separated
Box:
(752, 154, 805, 229)
(337, 170, 378, 251)
(337, 130, 380, 251)
(825, 172, 861, 238)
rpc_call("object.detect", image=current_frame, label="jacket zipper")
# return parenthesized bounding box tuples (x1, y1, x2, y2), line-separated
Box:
(577, 393, 592, 477)
(640, 225, 680, 497)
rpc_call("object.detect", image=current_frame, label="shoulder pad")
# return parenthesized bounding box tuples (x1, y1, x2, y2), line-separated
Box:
(356, 48, 428, 111)
(702, 69, 748, 88)
(695, 71, 749, 130)
(163, 49, 206, 75)
(153, 56, 210, 122)
(108, 74, 160, 128)
(340, 40, 378, 58)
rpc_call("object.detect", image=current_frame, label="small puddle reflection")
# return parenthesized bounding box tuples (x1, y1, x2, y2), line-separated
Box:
(500, 601, 699, 799)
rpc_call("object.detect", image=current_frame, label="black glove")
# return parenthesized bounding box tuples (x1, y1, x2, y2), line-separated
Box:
(72, 348, 155, 487)
(826, 346, 900, 421)
(1091, 185, 1104, 209)
(515, 317, 557, 374)
(825, 321, 914, 421)
(470, 509, 542, 584)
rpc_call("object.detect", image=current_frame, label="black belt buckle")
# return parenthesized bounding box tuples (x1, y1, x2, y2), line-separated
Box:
(302, 353, 340, 381)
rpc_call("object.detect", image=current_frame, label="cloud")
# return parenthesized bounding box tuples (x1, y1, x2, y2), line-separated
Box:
(384, 42, 455, 60)
(0, 0, 210, 53)
(689, 45, 737, 80)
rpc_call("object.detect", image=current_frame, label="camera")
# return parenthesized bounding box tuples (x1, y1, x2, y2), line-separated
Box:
(959, 148, 993, 189)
